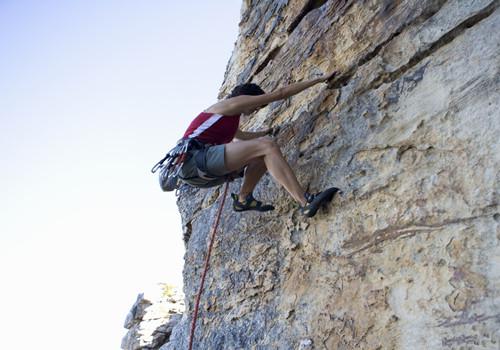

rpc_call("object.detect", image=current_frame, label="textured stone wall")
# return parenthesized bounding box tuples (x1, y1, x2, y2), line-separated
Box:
(121, 286, 184, 350)
(164, 1, 500, 349)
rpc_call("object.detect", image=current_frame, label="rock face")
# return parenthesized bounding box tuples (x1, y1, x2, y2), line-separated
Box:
(166, 1, 500, 349)
(122, 286, 184, 350)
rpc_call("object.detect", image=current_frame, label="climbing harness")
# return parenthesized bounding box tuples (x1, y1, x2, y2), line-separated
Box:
(188, 181, 229, 350)
(152, 112, 232, 191)
(151, 137, 221, 192)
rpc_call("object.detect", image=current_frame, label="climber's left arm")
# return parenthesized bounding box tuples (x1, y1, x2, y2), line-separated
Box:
(234, 128, 273, 141)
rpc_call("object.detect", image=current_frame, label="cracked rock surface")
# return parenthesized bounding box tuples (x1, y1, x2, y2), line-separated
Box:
(121, 286, 184, 350)
(164, 1, 500, 349)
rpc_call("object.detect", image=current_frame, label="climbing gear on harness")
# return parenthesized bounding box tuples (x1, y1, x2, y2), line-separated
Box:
(231, 193, 274, 212)
(151, 113, 239, 191)
(301, 187, 340, 218)
(151, 138, 196, 192)
(188, 182, 229, 350)
(151, 138, 223, 191)
(152, 136, 241, 191)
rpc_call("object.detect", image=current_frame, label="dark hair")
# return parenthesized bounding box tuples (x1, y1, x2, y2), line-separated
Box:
(227, 83, 265, 98)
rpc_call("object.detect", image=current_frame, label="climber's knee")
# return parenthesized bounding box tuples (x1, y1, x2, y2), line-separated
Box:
(258, 136, 280, 155)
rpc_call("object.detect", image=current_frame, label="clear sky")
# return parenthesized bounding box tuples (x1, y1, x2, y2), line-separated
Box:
(0, 1, 241, 348)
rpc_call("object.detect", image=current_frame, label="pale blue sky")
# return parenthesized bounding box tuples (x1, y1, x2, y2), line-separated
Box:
(0, 1, 241, 348)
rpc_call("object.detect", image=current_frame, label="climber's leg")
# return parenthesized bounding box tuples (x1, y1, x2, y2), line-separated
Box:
(224, 137, 307, 206)
(230, 156, 274, 212)
(238, 157, 267, 201)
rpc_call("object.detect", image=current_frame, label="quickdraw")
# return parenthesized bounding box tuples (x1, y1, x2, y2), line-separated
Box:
(151, 138, 192, 192)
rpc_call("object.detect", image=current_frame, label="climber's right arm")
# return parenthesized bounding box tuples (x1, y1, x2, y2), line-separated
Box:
(208, 72, 337, 116)
(227, 77, 326, 113)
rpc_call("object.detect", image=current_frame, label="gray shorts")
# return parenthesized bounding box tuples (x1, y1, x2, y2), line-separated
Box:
(179, 144, 236, 188)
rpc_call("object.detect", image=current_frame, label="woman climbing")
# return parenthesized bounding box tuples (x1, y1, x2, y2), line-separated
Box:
(158, 72, 340, 218)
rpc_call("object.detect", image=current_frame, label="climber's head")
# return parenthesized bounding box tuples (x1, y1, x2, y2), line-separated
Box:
(228, 83, 265, 98)
(227, 83, 266, 114)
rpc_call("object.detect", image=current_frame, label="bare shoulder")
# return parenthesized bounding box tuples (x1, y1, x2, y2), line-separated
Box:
(203, 100, 227, 114)
(204, 96, 247, 115)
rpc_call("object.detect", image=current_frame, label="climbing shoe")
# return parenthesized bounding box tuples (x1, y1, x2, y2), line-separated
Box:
(231, 193, 275, 212)
(301, 187, 340, 218)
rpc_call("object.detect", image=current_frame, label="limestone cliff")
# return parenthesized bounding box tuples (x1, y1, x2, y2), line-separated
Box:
(122, 286, 184, 350)
(164, 1, 500, 349)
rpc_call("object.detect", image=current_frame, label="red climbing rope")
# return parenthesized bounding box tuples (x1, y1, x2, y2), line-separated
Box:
(188, 181, 229, 350)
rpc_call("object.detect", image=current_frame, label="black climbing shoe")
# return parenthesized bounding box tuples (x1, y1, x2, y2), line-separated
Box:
(301, 187, 340, 218)
(231, 193, 275, 212)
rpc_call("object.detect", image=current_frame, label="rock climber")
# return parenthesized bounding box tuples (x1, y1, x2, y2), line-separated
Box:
(163, 72, 340, 218)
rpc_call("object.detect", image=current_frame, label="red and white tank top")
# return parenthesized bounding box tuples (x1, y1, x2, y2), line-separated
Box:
(183, 112, 240, 145)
